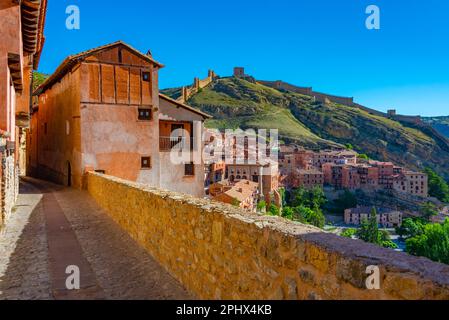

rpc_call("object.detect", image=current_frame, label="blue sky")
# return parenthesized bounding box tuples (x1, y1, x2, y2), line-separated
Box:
(38, 0, 449, 116)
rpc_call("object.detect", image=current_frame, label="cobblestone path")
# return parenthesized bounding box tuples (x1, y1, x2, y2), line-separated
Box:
(0, 178, 193, 300)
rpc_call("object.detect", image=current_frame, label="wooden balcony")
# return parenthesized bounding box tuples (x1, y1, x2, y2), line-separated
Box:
(159, 136, 190, 152)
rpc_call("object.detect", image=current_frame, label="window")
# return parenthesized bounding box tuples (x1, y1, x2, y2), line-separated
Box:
(142, 72, 151, 82)
(141, 157, 151, 169)
(118, 49, 123, 63)
(44, 123, 48, 135)
(138, 109, 152, 121)
(95, 170, 106, 174)
(185, 163, 195, 176)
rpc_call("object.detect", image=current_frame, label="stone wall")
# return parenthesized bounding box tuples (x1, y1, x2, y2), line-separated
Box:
(257, 80, 312, 96)
(178, 70, 217, 103)
(1, 152, 18, 225)
(86, 172, 449, 300)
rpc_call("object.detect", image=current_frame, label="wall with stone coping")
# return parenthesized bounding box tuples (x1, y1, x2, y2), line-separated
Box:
(86, 172, 449, 300)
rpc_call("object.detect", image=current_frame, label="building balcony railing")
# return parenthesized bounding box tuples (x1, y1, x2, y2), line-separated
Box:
(159, 136, 191, 152)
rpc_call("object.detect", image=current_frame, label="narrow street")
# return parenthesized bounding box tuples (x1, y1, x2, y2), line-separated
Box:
(0, 178, 192, 300)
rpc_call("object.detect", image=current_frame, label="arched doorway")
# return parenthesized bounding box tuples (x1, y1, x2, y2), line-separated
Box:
(67, 161, 72, 187)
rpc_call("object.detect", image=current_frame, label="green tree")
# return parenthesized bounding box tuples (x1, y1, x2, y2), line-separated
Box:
(379, 230, 398, 249)
(420, 202, 439, 221)
(291, 187, 326, 209)
(406, 219, 449, 264)
(356, 208, 398, 249)
(357, 207, 380, 244)
(32, 71, 49, 91)
(396, 218, 426, 239)
(357, 154, 369, 160)
(281, 205, 325, 228)
(257, 200, 267, 212)
(424, 167, 449, 203)
(341, 228, 357, 238)
(268, 204, 280, 216)
(282, 207, 294, 220)
(345, 143, 354, 150)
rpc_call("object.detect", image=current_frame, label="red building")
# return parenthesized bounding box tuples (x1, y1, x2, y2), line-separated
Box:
(0, 0, 47, 225)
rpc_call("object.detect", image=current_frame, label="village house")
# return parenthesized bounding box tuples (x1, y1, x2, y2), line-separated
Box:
(204, 160, 226, 194)
(344, 206, 403, 228)
(212, 179, 259, 212)
(282, 168, 324, 190)
(393, 170, 428, 197)
(28, 41, 210, 197)
(226, 161, 279, 196)
(0, 0, 47, 225)
(322, 161, 428, 198)
(312, 149, 358, 168)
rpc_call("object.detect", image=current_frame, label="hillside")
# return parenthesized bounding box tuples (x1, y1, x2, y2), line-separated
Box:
(163, 77, 449, 180)
(423, 116, 449, 138)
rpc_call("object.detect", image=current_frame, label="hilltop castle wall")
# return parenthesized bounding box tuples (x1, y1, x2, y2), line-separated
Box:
(178, 70, 217, 103)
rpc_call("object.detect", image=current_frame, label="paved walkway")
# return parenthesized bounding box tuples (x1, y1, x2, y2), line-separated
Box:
(0, 178, 193, 300)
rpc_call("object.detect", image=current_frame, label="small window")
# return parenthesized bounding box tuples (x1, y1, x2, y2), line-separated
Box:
(95, 170, 106, 174)
(138, 109, 152, 121)
(185, 163, 195, 176)
(44, 123, 48, 135)
(118, 49, 123, 63)
(141, 157, 151, 169)
(142, 72, 151, 82)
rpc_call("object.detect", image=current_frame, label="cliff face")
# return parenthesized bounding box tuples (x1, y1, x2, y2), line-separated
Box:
(162, 77, 449, 179)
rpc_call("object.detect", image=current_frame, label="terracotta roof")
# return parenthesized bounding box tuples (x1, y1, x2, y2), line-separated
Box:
(159, 93, 212, 119)
(34, 41, 164, 95)
(223, 180, 258, 202)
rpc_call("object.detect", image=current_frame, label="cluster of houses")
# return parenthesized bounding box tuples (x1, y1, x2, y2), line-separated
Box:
(1, 0, 282, 220)
(1, 0, 282, 217)
(279, 146, 429, 198)
(0, 0, 431, 226)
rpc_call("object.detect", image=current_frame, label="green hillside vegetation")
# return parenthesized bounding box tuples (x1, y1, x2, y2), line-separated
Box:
(163, 77, 449, 179)
(33, 72, 49, 91)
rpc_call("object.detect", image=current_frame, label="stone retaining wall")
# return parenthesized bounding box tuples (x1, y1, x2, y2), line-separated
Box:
(86, 172, 449, 300)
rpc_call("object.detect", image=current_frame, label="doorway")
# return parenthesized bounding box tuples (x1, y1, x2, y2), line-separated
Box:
(67, 161, 72, 187)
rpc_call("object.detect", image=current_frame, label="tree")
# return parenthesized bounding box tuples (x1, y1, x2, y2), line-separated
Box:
(281, 205, 325, 228)
(357, 207, 379, 244)
(345, 143, 354, 150)
(396, 218, 426, 239)
(356, 208, 398, 249)
(32, 72, 49, 91)
(333, 189, 357, 214)
(257, 200, 267, 212)
(278, 188, 287, 206)
(424, 167, 449, 203)
(268, 204, 280, 216)
(291, 187, 326, 209)
(357, 154, 369, 160)
(282, 207, 294, 220)
(406, 219, 449, 264)
(420, 202, 439, 221)
(341, 228, 357, 238)
(294, 205, 325, 228)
